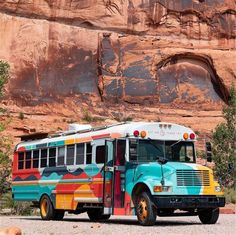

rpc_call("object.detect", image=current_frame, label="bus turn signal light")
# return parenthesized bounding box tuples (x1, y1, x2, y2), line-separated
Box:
(140, 131, 146, 138)
(183, 133, 189, 140)
(153, 186, 162, 192)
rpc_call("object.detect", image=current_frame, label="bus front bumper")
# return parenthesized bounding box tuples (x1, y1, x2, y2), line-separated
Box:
(153, 195, 225, 209)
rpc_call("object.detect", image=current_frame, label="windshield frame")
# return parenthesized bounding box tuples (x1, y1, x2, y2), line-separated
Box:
(128, 138, 196, 163)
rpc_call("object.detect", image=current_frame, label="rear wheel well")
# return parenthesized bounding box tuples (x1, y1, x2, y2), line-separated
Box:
(132, 183, 151, 205)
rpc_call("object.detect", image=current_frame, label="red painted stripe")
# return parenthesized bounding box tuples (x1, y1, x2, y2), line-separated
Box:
(113, 208, 126, 215)
(92, 133, 110, 140)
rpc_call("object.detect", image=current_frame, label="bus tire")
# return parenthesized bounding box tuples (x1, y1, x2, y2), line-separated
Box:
(54, 210, 65, 220)
(136, 191, 157, 226)
(87, 209, 111, 221)
(40, 195, 55, 220)
(198, 208, 219, 224)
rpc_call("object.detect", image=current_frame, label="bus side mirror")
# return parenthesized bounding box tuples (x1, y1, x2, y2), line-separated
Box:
(205, 142, 212, 162)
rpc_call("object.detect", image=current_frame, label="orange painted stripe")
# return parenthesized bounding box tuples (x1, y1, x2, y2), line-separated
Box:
(92, 133, 110, 140)
(110, 133, 122, 138)
(74, 137, 92, 143)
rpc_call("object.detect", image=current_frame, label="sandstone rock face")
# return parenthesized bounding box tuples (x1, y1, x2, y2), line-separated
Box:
(0, 0, 235, 136)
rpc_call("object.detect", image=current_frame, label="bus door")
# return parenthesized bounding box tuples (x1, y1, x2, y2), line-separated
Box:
(103, 139, 126, 215)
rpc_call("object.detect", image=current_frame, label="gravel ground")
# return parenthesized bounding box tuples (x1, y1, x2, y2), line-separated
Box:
(0, 214, 235, 235)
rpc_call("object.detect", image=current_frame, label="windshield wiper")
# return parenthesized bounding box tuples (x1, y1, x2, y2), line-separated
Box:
(170, 139, 182, 147)
(147, 138, 168, 164)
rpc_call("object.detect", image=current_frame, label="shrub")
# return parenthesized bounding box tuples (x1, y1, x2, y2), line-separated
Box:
(18, 112, 24, 120)
(224, 188, 236, 204)
(0, 61, 10, 97)
(114, 113, 133, 122)
(2, 192, 33, 215)
(82, 110, 105, 123)
(0, 122, 12, 195)
(212, 85, 236, 188)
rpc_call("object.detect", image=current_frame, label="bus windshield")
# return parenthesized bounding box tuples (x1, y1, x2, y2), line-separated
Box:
(130, 139, 195, 163)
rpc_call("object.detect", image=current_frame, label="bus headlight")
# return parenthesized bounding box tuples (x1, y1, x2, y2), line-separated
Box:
(153, 186, 172, 192)
(215, 186, 222, 192)
(163, 186, 172, 192)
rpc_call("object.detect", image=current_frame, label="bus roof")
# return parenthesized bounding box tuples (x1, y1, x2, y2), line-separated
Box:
(16, 122, 196, 151)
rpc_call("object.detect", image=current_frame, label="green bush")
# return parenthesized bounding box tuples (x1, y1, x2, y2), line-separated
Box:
(82, 110, 105, 123)
(224, 188, 236, 204)
(2, 193, 33, 215)
(0, 60, 10, 97)
(212, 85, 236, 188)
(0, 121, 12, 195)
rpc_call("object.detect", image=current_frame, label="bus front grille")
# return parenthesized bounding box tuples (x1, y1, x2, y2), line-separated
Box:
(176, 170, 210, 186)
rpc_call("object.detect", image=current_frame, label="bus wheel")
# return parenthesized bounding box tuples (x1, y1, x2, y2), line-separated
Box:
(54, 210, 65, 220)
(87, 209, 111, 221)
(136, 192, 157, 226)
(40, 195, 55, 220)
(198, 208, 219, 224)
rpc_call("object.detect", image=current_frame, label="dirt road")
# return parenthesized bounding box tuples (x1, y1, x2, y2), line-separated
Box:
(0, 214, 235, 235)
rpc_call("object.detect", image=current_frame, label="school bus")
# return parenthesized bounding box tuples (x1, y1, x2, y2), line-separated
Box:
(12, 122, 225, 226)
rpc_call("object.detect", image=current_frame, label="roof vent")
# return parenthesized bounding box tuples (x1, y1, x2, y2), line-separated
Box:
(69, 124, 92, 132)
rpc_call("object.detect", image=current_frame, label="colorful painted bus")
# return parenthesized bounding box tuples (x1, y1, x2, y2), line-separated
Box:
(12, 122, 225, 226)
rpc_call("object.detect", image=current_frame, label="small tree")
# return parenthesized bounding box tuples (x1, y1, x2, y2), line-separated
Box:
(0, 60, 10, 96)
(0, 61, 11, 195)
(212, 85, 236, 188)
(0, 122, 12, 195)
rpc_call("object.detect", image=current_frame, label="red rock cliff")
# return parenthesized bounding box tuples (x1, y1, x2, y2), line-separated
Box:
(0, 0, 235, 142)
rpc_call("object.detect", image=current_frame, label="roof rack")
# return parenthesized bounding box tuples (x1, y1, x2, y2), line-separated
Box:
(18, 122, 129, 142)
(17, 132, 49, 141)
(49, 122, 127, 138)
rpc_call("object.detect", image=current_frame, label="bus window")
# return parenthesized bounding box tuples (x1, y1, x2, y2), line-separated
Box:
(66, 145, 75, 165)
(49, 148, 56, 167)
(129, 139, 138, 161)
(25, 151, 32, 169)
(96, 146, 105, 164)
(18, 152, 24, 170)
(33, 150, 39, 168)
(58, 147, 65, 166)
(76, 144, 84, 165)
(40, 149, 47, 168)
(86, 143, 92, 164)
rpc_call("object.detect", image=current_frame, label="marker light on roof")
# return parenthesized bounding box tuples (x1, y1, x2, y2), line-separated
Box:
(183, 133, 189, 140)
(133, 130, 139, 137)
(140, 131, 147, 138)
(190, 133, 195, 140)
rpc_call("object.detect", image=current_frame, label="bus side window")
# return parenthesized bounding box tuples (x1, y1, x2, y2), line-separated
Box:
(49, 148, 56, 167)
(18, 152, 25, 170)
(58, 147, 65, 166)
(76, 144, 84, 165)
(86, 143, 92, 164)
(129, 139, 138, 161)
(40, 149, 47, 168)
(67, 145, 75, 165)
(96, 146, 105, 164)
(33, 150, 39, 168)
(25, 151, 32, 169)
